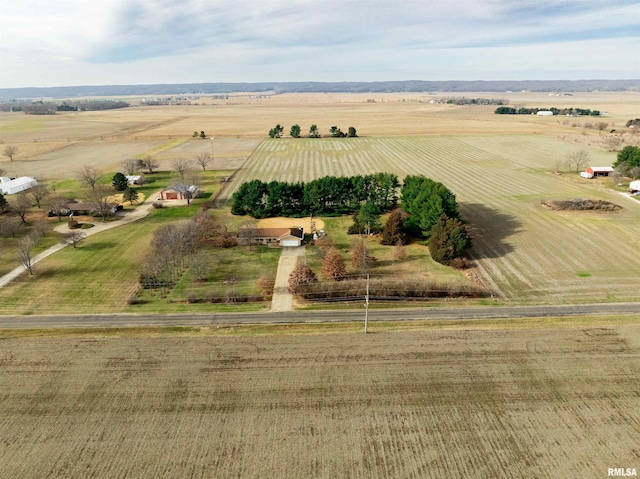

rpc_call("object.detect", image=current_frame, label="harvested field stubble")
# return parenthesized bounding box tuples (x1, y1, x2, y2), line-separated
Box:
(1, 325, 639, 478)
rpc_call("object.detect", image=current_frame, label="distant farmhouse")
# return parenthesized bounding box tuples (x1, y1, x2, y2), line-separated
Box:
(0, 176, 37, 195)
(160, 183, 199, 200)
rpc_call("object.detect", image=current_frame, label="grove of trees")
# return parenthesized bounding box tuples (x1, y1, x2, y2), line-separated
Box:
(400, 175, 470, 265)
(232, 173, 399, 218)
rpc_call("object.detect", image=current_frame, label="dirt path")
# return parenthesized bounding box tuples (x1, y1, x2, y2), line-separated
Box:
(270, 246, 306, 312)
(0, 191, 161, 289)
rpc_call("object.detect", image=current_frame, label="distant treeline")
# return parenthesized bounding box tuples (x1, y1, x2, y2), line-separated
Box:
(495, 106, 602, 116)
(2, 80, 639, 100)
(231, 173, 400, 218)
(0, 100, 130, 114)
(442, 97, 509, 105)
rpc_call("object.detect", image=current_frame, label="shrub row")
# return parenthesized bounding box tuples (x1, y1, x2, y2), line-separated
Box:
(296, 278, 486, 301)
(186, 290, 264, 304)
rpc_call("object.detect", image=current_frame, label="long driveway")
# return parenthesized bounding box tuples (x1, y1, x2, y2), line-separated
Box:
(0, 191, 160, 289)
(271, 246, 306, 312)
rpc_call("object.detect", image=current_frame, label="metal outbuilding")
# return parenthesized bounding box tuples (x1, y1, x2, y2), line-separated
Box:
(0, 176, 37, 195)
(585, 167, 614, 177)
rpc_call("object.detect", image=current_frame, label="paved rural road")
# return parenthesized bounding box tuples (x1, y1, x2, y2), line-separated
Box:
(0, 303, 638, 329)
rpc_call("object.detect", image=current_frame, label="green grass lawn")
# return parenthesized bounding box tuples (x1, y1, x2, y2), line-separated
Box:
(0, 202, 280, 314)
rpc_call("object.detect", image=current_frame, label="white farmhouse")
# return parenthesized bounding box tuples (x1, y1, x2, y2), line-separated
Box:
(0, 176, 38, 195)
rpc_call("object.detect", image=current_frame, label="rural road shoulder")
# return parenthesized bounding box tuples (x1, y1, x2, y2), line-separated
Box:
(0, 302, 638, 329)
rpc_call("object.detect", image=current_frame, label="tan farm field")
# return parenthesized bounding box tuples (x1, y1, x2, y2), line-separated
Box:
(1, 322, 639, 479)
(2, 90, 639, 177)
(224, 136, 640, 303)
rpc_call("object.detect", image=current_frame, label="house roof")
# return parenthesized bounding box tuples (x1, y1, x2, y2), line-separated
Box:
(254, 227, 304, 239)
(588, 166, 614, 172)
(163, 183, 198, 194)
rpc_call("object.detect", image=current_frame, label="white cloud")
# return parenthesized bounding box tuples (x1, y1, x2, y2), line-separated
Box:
(1, 0, 638, 87)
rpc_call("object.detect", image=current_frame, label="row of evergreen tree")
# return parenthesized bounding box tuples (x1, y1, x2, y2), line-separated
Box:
(231, 173, 400, 218)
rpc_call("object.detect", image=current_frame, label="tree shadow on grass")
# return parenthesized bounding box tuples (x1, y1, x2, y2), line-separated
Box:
(460, 203, 523, 259)
(84, 241, 118, 250)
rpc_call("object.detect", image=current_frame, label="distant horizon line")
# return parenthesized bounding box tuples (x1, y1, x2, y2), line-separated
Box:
(2, 79, 639, 99)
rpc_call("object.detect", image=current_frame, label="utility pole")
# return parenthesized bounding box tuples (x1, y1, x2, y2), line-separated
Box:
(364, 273, 370, 333)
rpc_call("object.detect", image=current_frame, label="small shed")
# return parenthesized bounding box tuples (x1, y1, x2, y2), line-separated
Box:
(0, 176, 37, 195)
(629, 180, 640, 193)
(160, 183, 199, 200)
(536, 111, 553, 116)
(586, 166, 614, 177)
(126, 175, 142, 185)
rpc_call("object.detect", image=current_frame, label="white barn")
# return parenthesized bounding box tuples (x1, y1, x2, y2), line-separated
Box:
(0, 177, 38, 195)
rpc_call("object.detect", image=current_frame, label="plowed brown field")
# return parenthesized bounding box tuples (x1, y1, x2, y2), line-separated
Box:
(2, 325, 639, 478)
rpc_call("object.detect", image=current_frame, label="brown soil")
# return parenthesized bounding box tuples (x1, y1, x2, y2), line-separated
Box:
(1, 325, 639, 478)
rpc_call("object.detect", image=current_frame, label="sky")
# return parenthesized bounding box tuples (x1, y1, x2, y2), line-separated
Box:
(0, 0, 639, 88)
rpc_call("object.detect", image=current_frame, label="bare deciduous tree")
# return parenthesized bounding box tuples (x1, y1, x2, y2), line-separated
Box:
(63, 229, 86, 248)
(142, 156, 159, 174)
(605, 136, 622, 152)
(553, 159, 564, 174)
(190, 251, 210, 282)
(88, 184, 114, 222)
(238, 221, 258, 251)
(120, 158, 140, 175)
(186, 169, 202, 187)
(29, 183, 49, 208)
(14, 193, 32, 224)
(565, 150, 590, 173)
(17, 233, 38, 275)
(4, 145, 17, 162)
(47, 194, 68, 222)
(0, 216, 22, 238)
(195, 153, 212, 171)
(32, 219, 48, 238)
(76, 165, 101, 191)
(171, 158, 192, 182)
